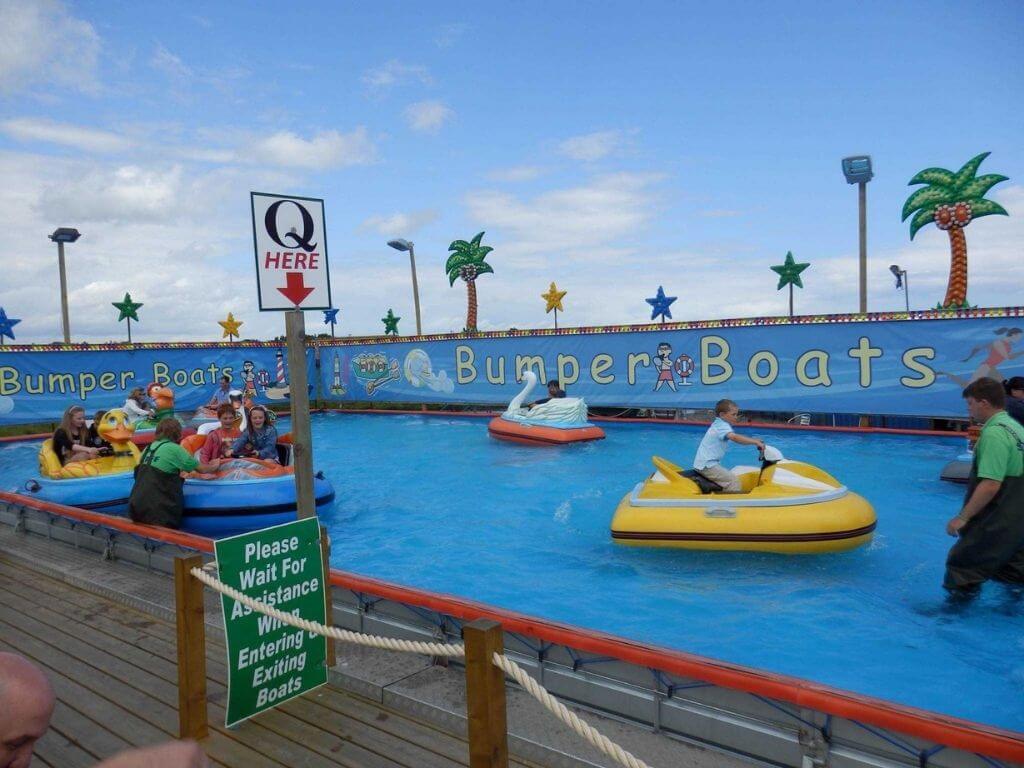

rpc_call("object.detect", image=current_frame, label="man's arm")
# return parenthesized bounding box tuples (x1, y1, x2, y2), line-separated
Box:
(946, 479, 1002, 536)
(727, 433, 765, 450)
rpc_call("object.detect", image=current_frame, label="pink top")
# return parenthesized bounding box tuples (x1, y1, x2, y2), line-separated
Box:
(199, 427, 240, 463)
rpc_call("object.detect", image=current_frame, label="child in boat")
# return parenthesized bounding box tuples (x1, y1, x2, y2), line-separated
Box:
(199, 403, 242, 463)
(53, 406, 101, 465)
(122, 387, 155, 424)
(86, 409, 113, 454)
(692, 399, 765, 493)
(230, 405, 279, 462)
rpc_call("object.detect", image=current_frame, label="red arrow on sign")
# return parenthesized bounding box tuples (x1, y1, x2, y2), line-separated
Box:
(277, 272, 315, 306)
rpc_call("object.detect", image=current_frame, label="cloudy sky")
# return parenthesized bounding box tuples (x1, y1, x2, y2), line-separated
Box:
(0, 0, 1021, 343)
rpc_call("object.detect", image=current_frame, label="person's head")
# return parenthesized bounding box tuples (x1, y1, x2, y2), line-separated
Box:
(248, 405, 269, 431)
(0, 652, 56, 768)
(962, 377, 1006, 422)
(715, 399, 740, 424)
(128, 387, 146, 405)
(1006, 376, 1024, 400)
(154, 417, 183, 443)
(219, 374, 231, 391)
(60, 405, 86, 436)
(546, 379, 561, 396)
(216, 403, 236, 430)
(656, 342, 671, 359)
(93, 409, 107, 425)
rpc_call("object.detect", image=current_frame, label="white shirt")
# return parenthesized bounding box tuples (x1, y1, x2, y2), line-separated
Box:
(693, 417, 734, 469)
(122, 399, 151, 423)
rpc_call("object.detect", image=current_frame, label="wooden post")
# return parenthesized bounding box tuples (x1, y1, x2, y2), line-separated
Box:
(174, 555, 208, 740)
(285, 309, 316, 519)
(463, 620, 508, 768)
(320, 525, 336, 668)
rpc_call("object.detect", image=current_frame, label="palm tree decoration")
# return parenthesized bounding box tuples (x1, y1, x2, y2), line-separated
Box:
(445, 231, 495, 332)
(902, 152, 1008, 309)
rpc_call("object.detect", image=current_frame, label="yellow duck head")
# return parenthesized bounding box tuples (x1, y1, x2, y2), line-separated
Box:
(45, 408, 141, 478)
(97, 409, 136, 446)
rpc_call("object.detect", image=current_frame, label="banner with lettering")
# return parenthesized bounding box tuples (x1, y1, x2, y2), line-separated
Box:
(1, 309, 1021, 423)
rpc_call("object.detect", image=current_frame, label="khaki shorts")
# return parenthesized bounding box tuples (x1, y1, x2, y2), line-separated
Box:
(697, 464, 741, 493)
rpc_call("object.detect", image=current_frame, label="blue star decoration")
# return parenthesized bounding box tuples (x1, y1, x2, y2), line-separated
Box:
(0, 307, 21, 342)
(323, 308, 340, 325)
(645, 286, 677, 321)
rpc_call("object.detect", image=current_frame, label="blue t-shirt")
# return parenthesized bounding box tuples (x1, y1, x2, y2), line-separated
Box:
(210, 387, 233, 405)
(693, 418, 734, 469)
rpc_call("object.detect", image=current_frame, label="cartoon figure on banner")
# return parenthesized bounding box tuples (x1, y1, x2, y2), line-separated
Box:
(239, 360, 258, 399)
(938, 327, 1024, 387)
(404, 349, 454, 394)
(352, 352, 401, 396)
(330, 352, 347, 396)
(654, 342, 676, 392)
(674, 353, 695, 386)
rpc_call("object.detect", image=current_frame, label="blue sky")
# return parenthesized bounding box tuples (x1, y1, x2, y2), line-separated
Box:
(0, 0, 1021, 342)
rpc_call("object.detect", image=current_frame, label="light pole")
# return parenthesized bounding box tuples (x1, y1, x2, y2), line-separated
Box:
(387, 238, 422, 335)
(890, 264, 909, 311)
(841, 156, 873, 314)
(49, 228, 81, 343)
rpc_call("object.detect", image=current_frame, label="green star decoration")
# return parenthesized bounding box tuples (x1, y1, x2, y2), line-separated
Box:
(381, 308, 401, 335)
(112, 292, 143, 322)
(770, 251, 810, 290)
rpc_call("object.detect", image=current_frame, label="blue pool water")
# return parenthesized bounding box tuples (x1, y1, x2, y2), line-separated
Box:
(3, 413, 1022, 730)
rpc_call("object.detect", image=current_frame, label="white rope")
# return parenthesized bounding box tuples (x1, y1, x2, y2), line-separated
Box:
(191, 564, 656, 768)
(493, 653, 652, 768)
(190, 566, 465, 657)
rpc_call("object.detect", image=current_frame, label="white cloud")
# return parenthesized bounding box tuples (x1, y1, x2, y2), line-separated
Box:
(0, 0, 100, 94)
(249, 128, 377, 169)
(488, 165, 545, 183)
(0, 117, 130, 153)
(404, 100, 454, 133)
(558, 129, 629, 162)
(362, 60, 432, 90)
(464, 172, 664, 261)
(360, 210, 440, 237)
(37, 164, 185, 223)
(150, 44, 192, 80)
(434, 23, 467, 48)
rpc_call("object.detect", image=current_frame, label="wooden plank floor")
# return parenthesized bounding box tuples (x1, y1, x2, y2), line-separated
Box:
(0, 556, 543, 768)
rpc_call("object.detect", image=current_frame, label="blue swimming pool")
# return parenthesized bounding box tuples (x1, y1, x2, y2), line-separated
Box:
(2, 413, 1021, 730)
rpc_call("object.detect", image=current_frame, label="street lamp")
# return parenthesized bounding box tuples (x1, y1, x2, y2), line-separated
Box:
(842, 155, 873, 314)
(890, 264, 909, 311)
(49, 227, 81, 343)
(387, 238, 422, 336)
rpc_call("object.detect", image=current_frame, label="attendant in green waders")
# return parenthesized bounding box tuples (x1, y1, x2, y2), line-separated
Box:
(129, 418, 220, 529)
(944, 377, 1024, 596)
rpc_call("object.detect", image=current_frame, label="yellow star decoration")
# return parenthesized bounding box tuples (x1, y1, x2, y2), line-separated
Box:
(218, 312, 243, 339)
(542, 282, 567, 314)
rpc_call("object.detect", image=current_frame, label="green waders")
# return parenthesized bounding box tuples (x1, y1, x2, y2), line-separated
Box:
(944, 425, 1024, 592)
(128, 440, 186, 529)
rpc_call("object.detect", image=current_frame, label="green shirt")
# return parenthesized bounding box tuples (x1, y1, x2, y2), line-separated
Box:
(143, 439, 199, 474)
(976, 411, 1024, 482)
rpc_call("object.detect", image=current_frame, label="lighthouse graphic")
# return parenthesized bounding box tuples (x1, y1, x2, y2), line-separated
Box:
(262, 349, 292, 401)
(330, 352, 346, 396)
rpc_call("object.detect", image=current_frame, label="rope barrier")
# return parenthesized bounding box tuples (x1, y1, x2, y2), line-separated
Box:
(191, 563, 655, 768)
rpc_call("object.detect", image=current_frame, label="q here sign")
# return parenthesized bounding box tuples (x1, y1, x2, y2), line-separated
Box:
(250, 192, 333, 312)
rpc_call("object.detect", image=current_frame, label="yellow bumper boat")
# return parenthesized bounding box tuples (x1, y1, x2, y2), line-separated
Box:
(610, 449, 875, 554)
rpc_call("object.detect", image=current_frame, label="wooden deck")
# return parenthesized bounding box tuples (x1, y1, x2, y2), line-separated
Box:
(0, 555, 543, 768)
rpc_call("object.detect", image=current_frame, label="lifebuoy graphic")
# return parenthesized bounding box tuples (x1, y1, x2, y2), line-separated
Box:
(674, 353, 694, 385)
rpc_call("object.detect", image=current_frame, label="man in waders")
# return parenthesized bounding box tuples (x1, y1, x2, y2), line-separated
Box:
(944, 377, 1024, 595)
(129, 418, 220, 529)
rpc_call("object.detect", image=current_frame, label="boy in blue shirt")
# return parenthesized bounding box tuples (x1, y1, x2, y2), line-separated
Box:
(692, 399, 765, 492)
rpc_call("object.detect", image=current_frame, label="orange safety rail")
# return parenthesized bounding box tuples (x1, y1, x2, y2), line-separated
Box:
(1, 489, 1020, 762)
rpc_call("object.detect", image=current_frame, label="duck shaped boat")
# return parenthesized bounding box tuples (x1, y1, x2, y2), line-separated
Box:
(487, 371, 605, 445)
(610, 448, 876, 554)
(26, 409, 140, 512)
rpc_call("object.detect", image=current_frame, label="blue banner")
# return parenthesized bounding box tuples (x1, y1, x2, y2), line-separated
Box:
(0, 345, 312, 425)
(1, 310, 1022, 424)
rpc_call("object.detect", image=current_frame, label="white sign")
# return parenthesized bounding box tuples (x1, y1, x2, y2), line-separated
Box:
(250, 192, 332, 311)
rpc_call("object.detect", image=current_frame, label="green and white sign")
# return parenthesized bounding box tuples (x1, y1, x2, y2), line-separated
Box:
(215, 517, 328, 726)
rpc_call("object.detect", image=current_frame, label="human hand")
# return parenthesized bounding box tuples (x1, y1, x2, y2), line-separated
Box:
(93, 740, 209, 767)
(946, 516, 967, 537)
(755, 439, 766, 451)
